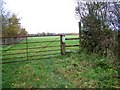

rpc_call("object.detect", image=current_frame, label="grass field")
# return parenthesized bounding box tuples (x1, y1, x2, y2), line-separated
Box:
(2, 35, 119, 88)
(2, 35, 79, 63)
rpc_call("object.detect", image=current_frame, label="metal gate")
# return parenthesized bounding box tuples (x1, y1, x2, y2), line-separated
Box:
(1, 34, 80, 64)
(1, 35, 61, 64)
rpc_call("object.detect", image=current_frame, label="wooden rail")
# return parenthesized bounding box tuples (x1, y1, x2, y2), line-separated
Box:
(1, 36, 61, 64)
(1, 35, 80, 64)
(65, 38, 79, 40)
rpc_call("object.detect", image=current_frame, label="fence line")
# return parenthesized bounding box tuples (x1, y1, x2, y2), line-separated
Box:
(0, 34, 61, 38)
(1, 35, 80, 64)
(65, 38, 79, 40)
(2, 45, 60, 52)
(2, 52, 61, 61)
(0, 40, 60, 45)
(1, 55, 60, 64)
(1, 35, 61, 64)
(2, 49, 60, 56)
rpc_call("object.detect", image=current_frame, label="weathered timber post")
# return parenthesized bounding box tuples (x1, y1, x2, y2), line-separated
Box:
(26, 36, 28, 61)
(78, 22, 81, 50)
(60, 35, 65, 55)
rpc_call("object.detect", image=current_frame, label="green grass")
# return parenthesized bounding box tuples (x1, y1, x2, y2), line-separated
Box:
(2, 35, 79, 63)
(2, 35, 119, 88)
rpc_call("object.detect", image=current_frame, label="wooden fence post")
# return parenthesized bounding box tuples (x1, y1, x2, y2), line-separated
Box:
(26, 36, 28, 61)
(78, 22, 81, 50)
(60, 35, 65, 55)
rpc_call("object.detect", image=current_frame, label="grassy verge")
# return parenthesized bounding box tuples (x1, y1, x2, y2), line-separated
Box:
(2, 35, 119, 88)
(2, 51, 118, 88)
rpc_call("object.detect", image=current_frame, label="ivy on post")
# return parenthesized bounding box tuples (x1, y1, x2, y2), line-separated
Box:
(60, 34, 65, 55)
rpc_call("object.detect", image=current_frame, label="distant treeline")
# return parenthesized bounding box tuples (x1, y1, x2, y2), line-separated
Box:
(28, 33, 78, 36)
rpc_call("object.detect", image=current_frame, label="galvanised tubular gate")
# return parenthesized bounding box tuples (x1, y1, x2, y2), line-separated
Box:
(0, 35, 79, 64)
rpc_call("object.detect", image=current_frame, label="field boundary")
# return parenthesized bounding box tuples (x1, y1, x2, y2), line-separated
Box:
(1, 35, 80, 64)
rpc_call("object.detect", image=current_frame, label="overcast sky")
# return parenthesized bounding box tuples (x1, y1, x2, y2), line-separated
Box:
(3, 0, 79, 34)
